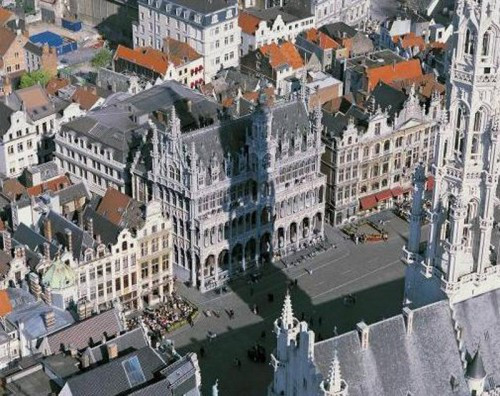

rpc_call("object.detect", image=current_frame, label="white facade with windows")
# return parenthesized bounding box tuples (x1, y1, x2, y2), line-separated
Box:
(0, 105, 55, 178)
(239, 10, 315, 56)
(295, 0, 370, 28)
(132, 0, 241, 81)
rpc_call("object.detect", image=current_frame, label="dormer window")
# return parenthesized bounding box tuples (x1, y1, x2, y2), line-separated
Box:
(194, 14, 201, 23)
(176, 7, 182, 16)
(226, 9, 233, 18)
(212, 14, 218, 24)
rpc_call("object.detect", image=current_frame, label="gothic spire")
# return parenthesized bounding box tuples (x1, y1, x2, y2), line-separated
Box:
(466, 347, 486, 380)
(280, 290, 295, 330)
(326, 350, 342, 392)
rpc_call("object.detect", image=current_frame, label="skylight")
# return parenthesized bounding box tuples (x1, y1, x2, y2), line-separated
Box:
(122, 356, 146, 387)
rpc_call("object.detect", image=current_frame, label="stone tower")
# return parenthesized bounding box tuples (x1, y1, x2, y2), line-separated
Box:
(405, 0, 500, 306)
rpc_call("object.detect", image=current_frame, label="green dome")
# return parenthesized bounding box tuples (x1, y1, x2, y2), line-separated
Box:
(42, 259, 76, 290)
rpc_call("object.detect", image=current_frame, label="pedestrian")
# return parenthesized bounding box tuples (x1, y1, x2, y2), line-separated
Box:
(200, 347, 205, 358)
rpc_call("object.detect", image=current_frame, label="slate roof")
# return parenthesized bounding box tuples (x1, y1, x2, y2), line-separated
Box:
(314, 301, 470, 395)
(84, 327, 149, 364)
(63, 346, 166, 396)
(24, 41, 43, 56)
(12, 222, 58, 261)
(7, 301, 74, 340)
(180, 99, 309, 167)
(369, 82, 408, 117)
(55, 182, 91, 206)
(0, 100, 14, 136)
(38, 210, 94, 259)
(82, 206, 123, 245)
(46, 308, 123, 354)
(312, 288, 500, 395)
(320, 22, 358, 39)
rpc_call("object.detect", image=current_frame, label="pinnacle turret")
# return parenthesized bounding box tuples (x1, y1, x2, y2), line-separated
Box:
(280, 291, 295, 330)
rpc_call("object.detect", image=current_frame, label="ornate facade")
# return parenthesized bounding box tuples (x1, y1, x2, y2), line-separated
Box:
(131, 95, 326, 292)
(322, 88, 440, 225)
(404, 0, 500, 306)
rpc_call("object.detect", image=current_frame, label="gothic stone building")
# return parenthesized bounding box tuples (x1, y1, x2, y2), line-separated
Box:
(270, 0, 500, 394)
(131, 97, 326, 291)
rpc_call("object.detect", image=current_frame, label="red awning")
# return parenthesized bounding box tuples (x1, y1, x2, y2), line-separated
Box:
(426, 176, 434, 191)
(360, 195, 378, 210)
(391, 186, 404, 197)
(376, 189, 393, 201)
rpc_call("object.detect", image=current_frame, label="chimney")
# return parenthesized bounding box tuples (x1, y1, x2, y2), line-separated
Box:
(68, 344, 78, 357)
(43, 242, 50, 261)
(43, 310, 56, 330)
(81, 353, 90, 369)
(44, 218, 52, 242)
(357, 321, 370, 350)
(65, 229, 73, 253)
(107, 343, 118, 360)
(402, 307, 414, 335)
(77, 210, 83, 227)
(3, 231, 11, 252)
(86, 218, 94, 238)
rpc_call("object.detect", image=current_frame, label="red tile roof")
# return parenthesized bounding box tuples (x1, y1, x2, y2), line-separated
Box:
(96, 187, 132, 226)
(259, 41, 304, 70)
(0, 290, 12, 317)
(391, 186, 404, 197)
(114, 45, 169, 75)
(304, 28, 340, 50)
(163, 38, 201, 66)
(71, 87, 100, 111)
(393, 32, 426, 51)
(46, 77, 70, 96)
(366, 58, 423, 91)
(27, 175, 70, 196)
(0, 7, 13, 26)
(239, 12, 262, 35)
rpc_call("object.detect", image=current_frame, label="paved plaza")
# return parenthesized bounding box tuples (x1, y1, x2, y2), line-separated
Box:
(168, 212, 425, 395)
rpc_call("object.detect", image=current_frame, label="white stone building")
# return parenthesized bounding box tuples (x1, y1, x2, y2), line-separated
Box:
(268, 2, 500, 394)
(132, 0, 241, 82)
(0, 86, 57, 177)
(289, 0, 370, 28)
(25, 200, 173, 314)
(405, 0, 500, 307)
(239, 7, 315, 56)
(131, 93, 326, 292)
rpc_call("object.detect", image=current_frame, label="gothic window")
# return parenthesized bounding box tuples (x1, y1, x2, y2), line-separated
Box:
(383, 140, 390, 151)
(374, 143, 380, 155)
(363, 146, 369, 157)
(482, 30, 491, 56)
(169, 165, 175, 179)
(464, 29, 475, 55)
(471, 134, 480, 154)
(473, 111, 482, 131)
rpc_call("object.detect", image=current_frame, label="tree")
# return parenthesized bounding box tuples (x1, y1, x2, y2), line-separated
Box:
(19, 70, 51, 89)
(91, 49, 112, 69)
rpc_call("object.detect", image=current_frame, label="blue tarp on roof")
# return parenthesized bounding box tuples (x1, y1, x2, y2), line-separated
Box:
(30, 31, 64, 47)
(29, 31, 77, 56)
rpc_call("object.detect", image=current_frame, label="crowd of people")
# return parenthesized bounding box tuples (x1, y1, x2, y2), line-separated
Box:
(128, 293, 197, 336)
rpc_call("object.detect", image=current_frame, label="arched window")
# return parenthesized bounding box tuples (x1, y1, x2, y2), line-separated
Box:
(482, 30, 491, 56)
(383, 140, 390, 151)
(473, 111, 482, 131)
(375, 143, 380, 155)
(456, 107, 462, 129)
(465, 29, 475, 54)
(471, 134, 480, 154)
